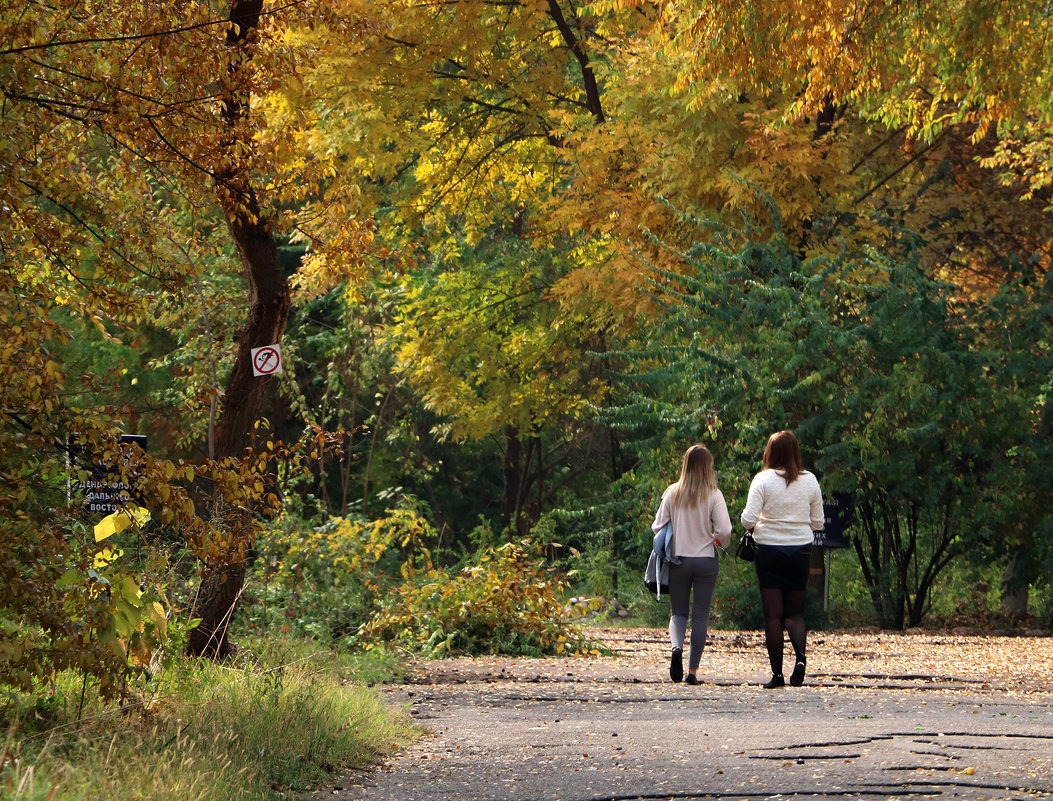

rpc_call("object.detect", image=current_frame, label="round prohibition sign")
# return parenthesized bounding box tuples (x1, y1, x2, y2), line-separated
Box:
(252, 345, 282, 376)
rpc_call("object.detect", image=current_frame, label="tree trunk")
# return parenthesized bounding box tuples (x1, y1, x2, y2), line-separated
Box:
(998, 395, 1050, 621)
(188, 562, 247, 658)
(1000, 548, 1031, 619)
(503, 426, 523, 535)
(187, 0, 291, 659)
(187, 213, 289, 658)
(212, 214, 290, 462)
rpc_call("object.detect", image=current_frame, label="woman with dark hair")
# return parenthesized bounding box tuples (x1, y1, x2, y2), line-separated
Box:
(741, 431, 824, 688)
(651, 444, 733, 684)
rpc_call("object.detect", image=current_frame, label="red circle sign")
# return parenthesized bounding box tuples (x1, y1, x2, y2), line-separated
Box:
(253, 346, 281, 375)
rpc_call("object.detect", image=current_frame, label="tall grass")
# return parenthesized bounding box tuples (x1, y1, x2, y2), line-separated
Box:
(1, 641, 419, 801)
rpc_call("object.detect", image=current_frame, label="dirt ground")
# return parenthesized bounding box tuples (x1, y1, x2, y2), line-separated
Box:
(326, 628, 1053, 801)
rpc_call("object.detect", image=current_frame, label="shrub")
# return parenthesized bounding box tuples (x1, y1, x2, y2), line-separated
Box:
(360, 539, 595, 656)
(244, 508, 434, 642)
(712, 575, 764, 630)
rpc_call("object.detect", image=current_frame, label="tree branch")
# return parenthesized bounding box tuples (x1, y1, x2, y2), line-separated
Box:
(545, 0, 605, 124)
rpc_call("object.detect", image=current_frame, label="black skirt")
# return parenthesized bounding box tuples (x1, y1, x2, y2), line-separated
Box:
(754, 543, 812, 591)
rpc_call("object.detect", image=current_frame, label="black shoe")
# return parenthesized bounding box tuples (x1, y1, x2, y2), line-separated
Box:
(790, 660, 806, 686)
(685, 674, 700, 685)
(763, 674, 785, 689)
(670, 648, 683, 683)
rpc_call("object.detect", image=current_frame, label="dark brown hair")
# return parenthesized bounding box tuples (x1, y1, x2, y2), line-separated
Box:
(762, 430, 802, 484)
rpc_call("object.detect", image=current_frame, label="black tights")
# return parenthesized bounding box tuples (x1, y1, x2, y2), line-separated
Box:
(760, 587, 807, 676)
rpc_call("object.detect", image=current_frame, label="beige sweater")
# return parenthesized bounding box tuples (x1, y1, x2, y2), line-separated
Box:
(651, 485, 733, 558)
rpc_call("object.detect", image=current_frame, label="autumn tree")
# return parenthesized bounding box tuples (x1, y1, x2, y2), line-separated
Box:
(660, 0, 1053, 613)
(296, 0, 1053, 381)
(280, 1, 1049, 588)
(284, 0, 654, 536)
(0, 0, 379, 665)
(391, 222, 620, 535)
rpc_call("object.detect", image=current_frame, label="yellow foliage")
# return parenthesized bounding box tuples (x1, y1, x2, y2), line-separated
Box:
(390, 253, 604, 441)
(94, 506, 151, 543)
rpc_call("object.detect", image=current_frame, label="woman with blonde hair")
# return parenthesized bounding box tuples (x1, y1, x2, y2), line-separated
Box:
(741, 430, 824, 688)
(651, 444, 733, 684)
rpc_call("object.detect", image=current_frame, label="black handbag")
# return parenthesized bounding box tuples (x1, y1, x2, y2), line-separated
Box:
(736, 529, 756, 562)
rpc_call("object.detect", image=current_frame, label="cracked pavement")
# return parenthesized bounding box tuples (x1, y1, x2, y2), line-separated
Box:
(325, 629, 1053, 801)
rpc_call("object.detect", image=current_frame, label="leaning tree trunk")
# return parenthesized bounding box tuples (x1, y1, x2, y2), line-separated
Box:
(187, 0, 291, 658)
(186, 209, 288, 658)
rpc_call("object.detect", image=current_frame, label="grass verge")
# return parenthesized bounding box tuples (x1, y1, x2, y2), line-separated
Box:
(1, 637, 420, 801)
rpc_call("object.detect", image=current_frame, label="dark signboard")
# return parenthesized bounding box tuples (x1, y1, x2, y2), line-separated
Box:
(68, 434, 147, 516)
(813, 491, 852, 549)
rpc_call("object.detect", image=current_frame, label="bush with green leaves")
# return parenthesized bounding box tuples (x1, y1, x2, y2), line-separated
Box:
(360, 539, 595, 657)
(244, 507, 435, 643)
(709, 558, 764, 630)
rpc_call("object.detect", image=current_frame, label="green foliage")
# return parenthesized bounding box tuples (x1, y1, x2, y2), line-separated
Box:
(0, 493, 176, 700)
(569, 546, 618, 599)
(555, 462, 673, 605)
(710, 558, 764, 631)
(247, 509, 595, 658)
(245, 507, 437, 644)
(608, 209, 1053, 629)
(279, 281, 415, 517)
(392, 232, 602, 442)
(361, 539, 595, 657)
(825, 549, 879, 627)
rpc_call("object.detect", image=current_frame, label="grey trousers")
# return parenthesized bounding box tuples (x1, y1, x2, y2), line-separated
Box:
(668, 556, 719, 671)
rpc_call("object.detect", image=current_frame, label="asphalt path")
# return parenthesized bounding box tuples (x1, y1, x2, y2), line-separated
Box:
(328, 629, 1053, 801)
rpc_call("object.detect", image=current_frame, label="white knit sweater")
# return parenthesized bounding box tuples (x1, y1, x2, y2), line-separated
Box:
(740, 469, 824, 546)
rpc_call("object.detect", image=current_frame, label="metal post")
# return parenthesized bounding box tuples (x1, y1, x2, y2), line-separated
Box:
(824, 549, 831, 611)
